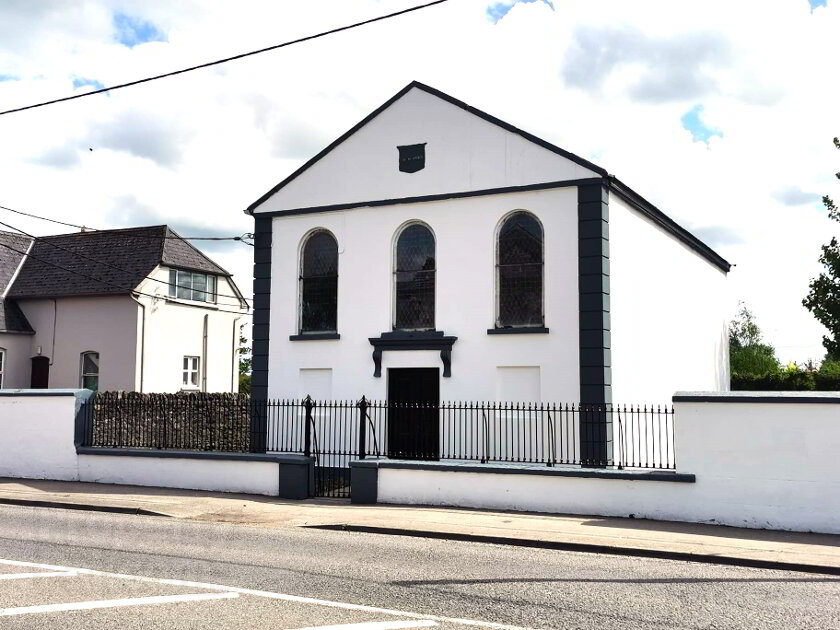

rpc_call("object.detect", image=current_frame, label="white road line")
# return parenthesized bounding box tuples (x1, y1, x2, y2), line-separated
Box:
(0, 591, 239, 616)
(290, 621, 438, 630)
(0, 558, 543, 630)
(0, 571, 77, 580)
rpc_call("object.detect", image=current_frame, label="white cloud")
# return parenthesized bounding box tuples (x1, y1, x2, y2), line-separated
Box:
(0, 0, 837, 363)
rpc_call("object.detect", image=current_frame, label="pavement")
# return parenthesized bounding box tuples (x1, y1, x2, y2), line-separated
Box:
(1, 477, 838, 575)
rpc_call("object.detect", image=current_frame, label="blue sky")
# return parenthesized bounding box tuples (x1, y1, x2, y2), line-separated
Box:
(680, 105, 723, 143)
(72, 78, 105, 90)
(487, 0, 554, 23)
(113, 12, 166, 47)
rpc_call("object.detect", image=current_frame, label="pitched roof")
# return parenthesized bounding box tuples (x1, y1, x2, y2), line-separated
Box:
(245, 80, 608, 214)
(4, 226, 230, 300)
(0, 230, 33, 294)
(0, 299, 34, 334)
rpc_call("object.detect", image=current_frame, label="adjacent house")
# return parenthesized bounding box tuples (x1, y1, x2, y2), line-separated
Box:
(245, 81, 731, 406)
(0, 226, 248, 392)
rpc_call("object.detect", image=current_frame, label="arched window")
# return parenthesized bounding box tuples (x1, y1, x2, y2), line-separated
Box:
(80, 351, 100, 391)
(394, 223, 435, 331)
(497, 212, 544, 328)
(299, 230, 338, 334)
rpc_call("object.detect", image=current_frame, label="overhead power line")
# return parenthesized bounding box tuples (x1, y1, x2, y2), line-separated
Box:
(0, 218, 252, 307)
(0, 204, 253, 245)
(0, 0, 449, 117)
(0, 237, 251, 317)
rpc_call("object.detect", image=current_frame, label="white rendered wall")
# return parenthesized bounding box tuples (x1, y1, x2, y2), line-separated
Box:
(609, 195, 730, 403)
(136, 268, 245, 393)
(16, 297, 139, 391)
(0, 333, 33, 389)
(78, 455, 279, 496)
(255, 87, 598, 213)
(266, 187, 580, 403)
(0, 393, 81, 480)
(378, 394, 840, 534)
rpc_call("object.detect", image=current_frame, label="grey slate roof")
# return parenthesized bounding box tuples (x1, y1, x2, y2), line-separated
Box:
(0, 299, 34, 334)
(4, 226, 230, 300)
(0, 231, 35, 333)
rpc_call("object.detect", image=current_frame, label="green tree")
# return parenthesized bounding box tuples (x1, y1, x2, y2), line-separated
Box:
(803, 137, 840, 360)
(729, 303, 780, 376)
(238, 323, 252, 394)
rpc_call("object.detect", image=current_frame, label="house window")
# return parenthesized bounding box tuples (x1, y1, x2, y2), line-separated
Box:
(299, 231, 338, 333)
(0, 348, 5, 388)
(182, 356, 200, 388)
(394, 223, 435, 331)
(168, 269, 217, 303)
(80, 351, 99, 391)
(497, 212, 544, 328)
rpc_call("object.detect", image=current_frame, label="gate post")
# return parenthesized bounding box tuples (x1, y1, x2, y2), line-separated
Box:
(358, 396, 368, 460)
(303, 396, 314, 458)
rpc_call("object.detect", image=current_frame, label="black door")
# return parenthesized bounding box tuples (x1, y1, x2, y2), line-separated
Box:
(31, 356, 50, 389)
(387, 368, 440, 460)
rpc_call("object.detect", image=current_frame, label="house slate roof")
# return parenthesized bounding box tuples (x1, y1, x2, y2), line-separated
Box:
(4, 226, 230, 300)
(0, 231, 35, 333)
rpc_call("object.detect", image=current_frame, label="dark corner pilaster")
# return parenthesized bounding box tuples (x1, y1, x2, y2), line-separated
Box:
(250, 215, 272, 452)
(578, 182, 612, 466)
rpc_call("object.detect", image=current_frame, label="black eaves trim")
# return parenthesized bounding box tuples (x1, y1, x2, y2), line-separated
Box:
(487, 327, 549, 335)
(289, 333, 340, 341)
(608, 177, 731, 273)
(244, 80, 608, 214)
(252, 178, 603, 218)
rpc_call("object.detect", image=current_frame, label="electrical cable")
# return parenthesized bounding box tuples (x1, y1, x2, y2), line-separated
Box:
(0, 0, 449, 116)
(0, 204, 253, 245)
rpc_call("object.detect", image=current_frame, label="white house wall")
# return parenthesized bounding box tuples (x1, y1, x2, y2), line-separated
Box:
(0, 333, 33, 389)
(608, 195, 730, 403)
(256, 87, 599, 213)
(16, 297, 139, 391)
(267, 187, 581, 402)
(136, 268, 244, 393)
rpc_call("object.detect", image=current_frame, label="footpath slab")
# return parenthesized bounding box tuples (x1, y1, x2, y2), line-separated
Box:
(1, 478, 838, 574)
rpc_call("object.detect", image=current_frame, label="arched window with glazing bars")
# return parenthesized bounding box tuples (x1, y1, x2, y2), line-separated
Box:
(496, 212, 544, 328)
(394, 223, 436, 331)
(299, 231, 338, 334)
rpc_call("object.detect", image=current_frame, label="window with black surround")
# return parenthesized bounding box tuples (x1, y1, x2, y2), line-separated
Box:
(299, 230, 338, 334)
(394, 223, 435, 331)
(496, 212, 544, 328)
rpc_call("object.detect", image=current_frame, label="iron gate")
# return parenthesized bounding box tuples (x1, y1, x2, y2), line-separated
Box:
(304, 397, 385, 498)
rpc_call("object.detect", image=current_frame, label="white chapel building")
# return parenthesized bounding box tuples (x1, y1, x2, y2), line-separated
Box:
(245, 81, 730, 406)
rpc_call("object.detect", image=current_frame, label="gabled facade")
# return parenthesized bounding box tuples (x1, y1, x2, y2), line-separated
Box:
(246, 82, 730, 405)
(0, 226, 248, 392)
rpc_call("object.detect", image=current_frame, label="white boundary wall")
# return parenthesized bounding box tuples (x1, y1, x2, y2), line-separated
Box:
(77, 455, 279, 496)
(0, 390, 284, 497)
(378, 392, 840, 534)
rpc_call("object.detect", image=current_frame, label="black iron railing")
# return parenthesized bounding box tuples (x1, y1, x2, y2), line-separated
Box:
(81, 393, 675, 473)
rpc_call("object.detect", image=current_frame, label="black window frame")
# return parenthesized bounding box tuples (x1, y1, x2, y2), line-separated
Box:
(496, 211, 545, 329)
(393, 222, 436, 332)
(299, 230, 339, 335)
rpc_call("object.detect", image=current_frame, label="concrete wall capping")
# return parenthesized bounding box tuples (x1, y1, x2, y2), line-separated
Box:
(0, 388, 91, 397)
(76, 446, 313, 464)
(351, 459, 695, 483)
(673, 391, 840, 404)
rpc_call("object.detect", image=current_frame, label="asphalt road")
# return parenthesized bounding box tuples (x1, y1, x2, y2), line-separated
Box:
(0, 505, 838, 630)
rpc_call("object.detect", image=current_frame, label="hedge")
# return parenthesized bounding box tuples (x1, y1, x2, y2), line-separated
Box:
(86, 391, 254, 452)
(731, 372, 840, 391)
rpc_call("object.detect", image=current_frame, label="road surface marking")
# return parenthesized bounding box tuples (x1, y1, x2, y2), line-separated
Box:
(291, 622, 438, 630)
(0, 558, 543, 630)
(0, 571, 77, 580)
(0, 591, 239, 616)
